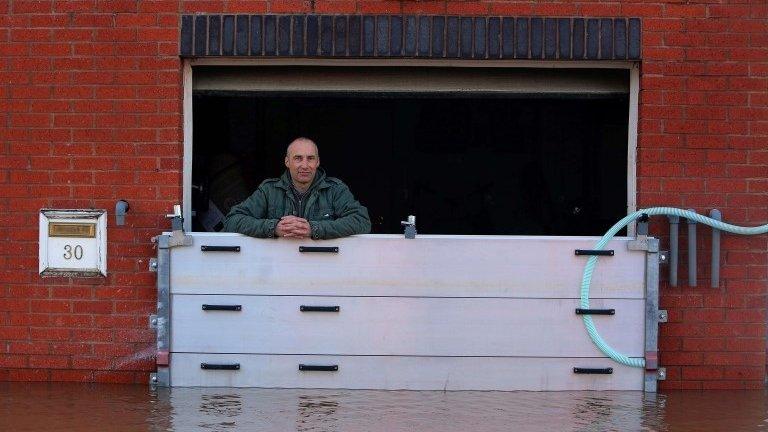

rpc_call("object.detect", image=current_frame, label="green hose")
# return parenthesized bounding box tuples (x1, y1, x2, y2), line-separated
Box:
(581, 207, 768, 368)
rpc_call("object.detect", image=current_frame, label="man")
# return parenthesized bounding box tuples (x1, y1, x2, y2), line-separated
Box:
(223, 137, 371, 240)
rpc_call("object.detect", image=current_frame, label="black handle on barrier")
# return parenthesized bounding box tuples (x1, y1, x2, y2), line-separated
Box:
(202, 304, 242, 311)
(300, 305, 340, 312)
(201, 245, 241, 252)
(575, 249, 614, 256)
(299, 246, 339, 253)
(299, 364, 338, 372)
(573, 367, 613, 374)
(201, 363, 241, 370)
(575, 308, 615, 315)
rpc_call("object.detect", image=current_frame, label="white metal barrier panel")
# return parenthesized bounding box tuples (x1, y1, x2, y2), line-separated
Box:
(152, 232, 659, 391)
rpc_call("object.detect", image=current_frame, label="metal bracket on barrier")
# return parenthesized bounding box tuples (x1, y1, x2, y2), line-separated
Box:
(659, 251, 668, 264)
(168, 226, 192, 249)
(628, 214, 658, 252)
(628, 237, 659, 252)
(645, 351, 658, 370)
(149, 314, 158, 329)
(164, 205, 192, 249)
(149, 258, 158, 272)
(156, 350, 169, 367)
(657, 368, 667, 380)
(658, 310, 668, 323)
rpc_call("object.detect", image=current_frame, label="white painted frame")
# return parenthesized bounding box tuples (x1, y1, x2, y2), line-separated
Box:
(39, 209, 107, 277)
(181, 59, 640, 234)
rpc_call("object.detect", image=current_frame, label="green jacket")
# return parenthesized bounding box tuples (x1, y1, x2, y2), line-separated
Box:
(223, 169, 371, 239)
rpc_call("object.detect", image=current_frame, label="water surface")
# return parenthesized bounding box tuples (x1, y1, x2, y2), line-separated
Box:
(1, 383, 766, 431)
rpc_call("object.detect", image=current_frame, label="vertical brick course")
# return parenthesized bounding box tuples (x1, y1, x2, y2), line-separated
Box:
(1, 1, 766, 390)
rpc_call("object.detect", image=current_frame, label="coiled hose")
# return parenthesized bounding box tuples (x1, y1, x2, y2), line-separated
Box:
(581, 207, 768, 368)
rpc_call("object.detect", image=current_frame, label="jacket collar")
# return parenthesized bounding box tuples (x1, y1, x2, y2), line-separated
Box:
(276, 167, 329, 192)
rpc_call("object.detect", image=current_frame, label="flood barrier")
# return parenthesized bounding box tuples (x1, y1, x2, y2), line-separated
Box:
(153, 231, 660, 391)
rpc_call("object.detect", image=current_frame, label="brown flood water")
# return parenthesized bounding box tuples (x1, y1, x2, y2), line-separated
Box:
(1, 383, 766, 432)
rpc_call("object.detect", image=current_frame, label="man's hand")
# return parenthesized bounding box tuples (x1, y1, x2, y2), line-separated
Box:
(275, 216, 311, 238)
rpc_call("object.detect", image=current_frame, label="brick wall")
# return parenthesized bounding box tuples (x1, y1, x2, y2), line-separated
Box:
(0, 1, 766, 388)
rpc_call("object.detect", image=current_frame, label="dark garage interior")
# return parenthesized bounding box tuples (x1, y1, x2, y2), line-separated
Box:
(192, 91, 629, 236)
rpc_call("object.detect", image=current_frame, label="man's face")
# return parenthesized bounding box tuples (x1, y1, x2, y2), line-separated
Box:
(285, 140, 320, 188)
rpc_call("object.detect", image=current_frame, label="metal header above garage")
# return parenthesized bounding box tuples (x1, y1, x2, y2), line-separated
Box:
(180, 15, 641, 60)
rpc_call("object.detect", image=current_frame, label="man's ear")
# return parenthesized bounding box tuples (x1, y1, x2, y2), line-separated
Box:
(284, 156, 289, 168)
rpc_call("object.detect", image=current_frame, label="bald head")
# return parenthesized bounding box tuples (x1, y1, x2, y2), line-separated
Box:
(286, 137, 318, 158)
(285, 137, 320, 192)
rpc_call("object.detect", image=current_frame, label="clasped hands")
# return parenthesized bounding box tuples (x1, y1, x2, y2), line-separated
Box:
(275, 215, 311, 238)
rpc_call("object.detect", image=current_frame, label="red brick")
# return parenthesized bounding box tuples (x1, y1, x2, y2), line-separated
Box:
(8, 369, 50, 381)
(704, 352, 765, 366)
(92, 343, 136, 356)
(643, 76, 686, 90)
(49, 171, 93, 185)
(0, 355, 28, 368)
(701, 381, 746, 390)
(51, 315, 93, 328)
(660, 351, 703, 365)
(31, 300, 71, 314)
(114, 329, 154, 343)
(9, 313, 50, 326)
(708, 33, 750, 48)
(72, 356, 112, 370)
(223, 1, 268, 13)
(727, 165, 768, 179)
(709, 4, 751, 18)
(182, 0, 225, 12)
(683, 308, 725, 323)
(483, 3, 530, 15)
(682, 338, 725, 352)
(730, 106, 768, 121)
(30, 327, 70, 341)
(446, 2, 488, 15)
(664, 89, 707, 107)
(72, 301, 113, 314)
(0, 156, 30, 169)
(726, 338, 765, 352)
(71, 329, 113, 342)
(727, 194, 767, 208)
(93, 371, 137, 384)
(748, 180, 768, 193)
(707, 92, 749, 106)
(29, 355, 70, 369)
(50, 286, 92, 299)
(50, 370, 93, 381)
(49, 342, 93, 355)
(0, 326, 30, 340)
(268, 0, 311, 12)
(725, 309, 766, 323)
(723, 367, 764, 381)
(682, 366, 723, 380)
(93, 315, 138, 328)
(403, 1, 445, 14)
(730, 77, 768, 91)
(662, 178, 705, 192)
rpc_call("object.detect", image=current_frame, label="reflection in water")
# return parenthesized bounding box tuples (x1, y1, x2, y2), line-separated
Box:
(0, 383, 767, 432)
(297, 393, 340, 432)
(197, 394, 243, 430)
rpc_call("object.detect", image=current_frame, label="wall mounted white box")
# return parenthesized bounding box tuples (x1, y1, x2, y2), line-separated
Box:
(39, 209, 107, 277)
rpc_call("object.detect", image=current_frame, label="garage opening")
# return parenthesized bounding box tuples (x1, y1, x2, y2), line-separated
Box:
(190, 66, 630, 236)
